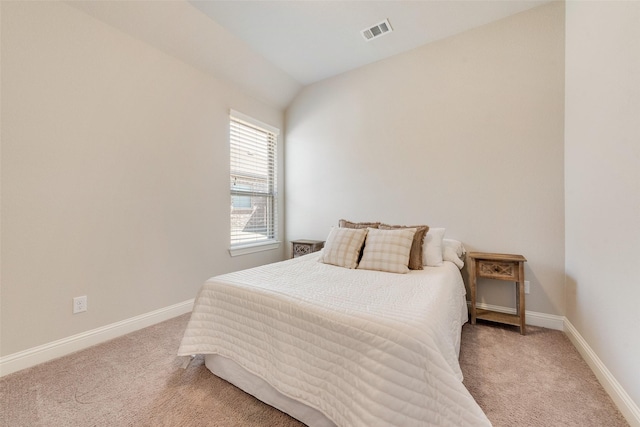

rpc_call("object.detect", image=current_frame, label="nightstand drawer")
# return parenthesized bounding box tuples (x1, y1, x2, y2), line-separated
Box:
(291, 240, 324, 258)
(477, 260, 518, 280)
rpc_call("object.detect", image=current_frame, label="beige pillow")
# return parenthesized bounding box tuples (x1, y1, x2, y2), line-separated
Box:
(338, 219, 380, 229)
(339, 219, 380, 262)
(379, 224, 429, 270)
(319, 227, 368, 269)
(357, 227, 417, 274)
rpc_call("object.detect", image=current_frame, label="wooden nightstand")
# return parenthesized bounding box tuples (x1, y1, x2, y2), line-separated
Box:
(468, 252, 527, 335)
(291, 239, 324, 258)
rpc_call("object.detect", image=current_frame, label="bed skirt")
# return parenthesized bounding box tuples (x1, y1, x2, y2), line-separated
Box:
(205, 354, 337, 427)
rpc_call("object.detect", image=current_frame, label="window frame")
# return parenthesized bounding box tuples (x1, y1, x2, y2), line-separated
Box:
(228, 110, 280, 256)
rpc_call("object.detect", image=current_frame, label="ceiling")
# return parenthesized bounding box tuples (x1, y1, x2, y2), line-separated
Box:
(68, 0, 552, 108)
(190, 0, 551, 85)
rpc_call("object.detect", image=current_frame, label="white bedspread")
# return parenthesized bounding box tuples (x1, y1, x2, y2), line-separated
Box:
(178, 253, 490, 427)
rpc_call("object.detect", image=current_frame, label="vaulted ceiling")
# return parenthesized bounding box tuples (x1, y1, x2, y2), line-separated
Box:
(191, 0, 551, 85)
(68, 0, 552, 108)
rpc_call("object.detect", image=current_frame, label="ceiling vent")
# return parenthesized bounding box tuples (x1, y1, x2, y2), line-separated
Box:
(361, 19, 393, 42)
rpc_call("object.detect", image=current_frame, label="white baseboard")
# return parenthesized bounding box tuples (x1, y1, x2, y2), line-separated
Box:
(0, 299, 194, 378)
(468, 301, 565, 330)
(564, 319, 640, 427)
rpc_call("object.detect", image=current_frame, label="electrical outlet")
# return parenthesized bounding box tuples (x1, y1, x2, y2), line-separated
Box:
(73, 296, 87, 314)
(524, 281, 530, 294)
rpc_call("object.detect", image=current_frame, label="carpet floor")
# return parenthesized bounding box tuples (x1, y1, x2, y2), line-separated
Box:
(0, 314, 628, 426)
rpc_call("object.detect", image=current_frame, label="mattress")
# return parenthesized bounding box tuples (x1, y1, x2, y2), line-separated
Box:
(178, 253, 490, 426)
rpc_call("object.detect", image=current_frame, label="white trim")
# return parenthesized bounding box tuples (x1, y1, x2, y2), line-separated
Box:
(229, 109, 280, 135)
(0, 299, 194, 377)
(229, 241, 280, 257)
(467, 301, 565, 330)
(564, 319, 640, 427)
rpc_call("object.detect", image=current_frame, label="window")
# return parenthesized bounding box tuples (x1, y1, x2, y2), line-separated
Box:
(229, 110, 279, 255)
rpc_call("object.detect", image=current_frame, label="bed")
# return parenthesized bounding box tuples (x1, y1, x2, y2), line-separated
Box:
(178, 226, 491, 427)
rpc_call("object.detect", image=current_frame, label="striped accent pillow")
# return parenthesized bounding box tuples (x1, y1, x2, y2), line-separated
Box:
(319, 227, 368, 269)
(379, 224, 429, 270)
(357, 227, 417, 274)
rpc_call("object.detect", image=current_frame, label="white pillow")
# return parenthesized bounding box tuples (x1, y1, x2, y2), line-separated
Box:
(423, 228, 445, 267)
(357, 227, 417, 274)
(319, 226, 368, 269)
(443, 238, 465, 257)
(443, 238, 466, 269)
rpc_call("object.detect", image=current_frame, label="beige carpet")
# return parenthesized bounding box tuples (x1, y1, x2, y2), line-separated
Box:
(460, 321, 628, 426)
(0, 314, 628, 427)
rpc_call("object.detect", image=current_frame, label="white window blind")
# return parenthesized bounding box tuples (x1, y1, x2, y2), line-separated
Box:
(229, 111, 279, 250)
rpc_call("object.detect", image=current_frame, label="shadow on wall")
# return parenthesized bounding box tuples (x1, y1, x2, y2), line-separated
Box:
(564, 274, 577, 317)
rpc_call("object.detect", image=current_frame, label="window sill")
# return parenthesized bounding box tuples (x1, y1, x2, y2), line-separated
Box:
(228, 241, 280, 257)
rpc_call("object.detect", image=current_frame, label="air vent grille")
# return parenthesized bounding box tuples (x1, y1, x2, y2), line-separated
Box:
(361, 19, 393, 42)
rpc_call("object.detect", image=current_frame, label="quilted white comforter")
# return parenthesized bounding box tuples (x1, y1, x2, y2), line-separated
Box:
(178, 253, 491, 427)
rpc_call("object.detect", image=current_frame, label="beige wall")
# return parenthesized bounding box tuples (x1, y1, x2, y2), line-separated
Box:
(0, 1, 285, 356)
(2, 0, 638, 413)
(565, 0, 640, 409)
(285, 2, 565, 316)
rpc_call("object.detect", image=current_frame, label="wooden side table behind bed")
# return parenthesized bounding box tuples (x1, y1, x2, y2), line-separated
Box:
(468, 252, 527, 335)
(291, 239, 325, 258)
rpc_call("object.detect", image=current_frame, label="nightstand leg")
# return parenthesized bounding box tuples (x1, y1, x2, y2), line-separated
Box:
(470, 261, 477, 325)
(517, 280, 526, 335)
(519, 261, 526, 335)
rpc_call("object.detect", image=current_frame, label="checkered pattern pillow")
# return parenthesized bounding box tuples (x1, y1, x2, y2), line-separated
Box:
(319, 227, 368, 269)
(357, 227, 417, 274)
(379, 224, 429, 270)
